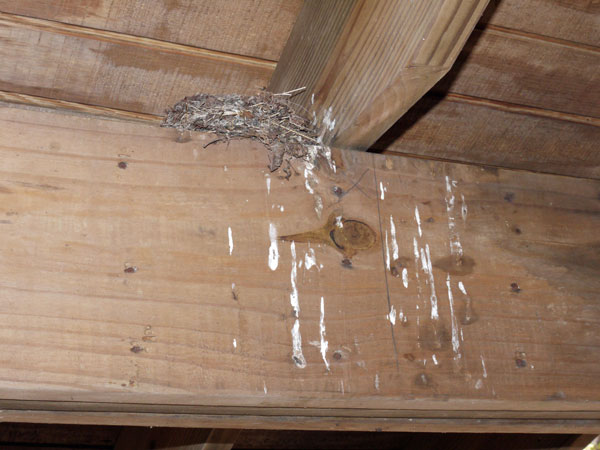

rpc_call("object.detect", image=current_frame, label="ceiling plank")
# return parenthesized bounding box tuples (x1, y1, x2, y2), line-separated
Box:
(0, 0, 302, 61)
(0, 13, 273, 115)
(269, 0, 489, 150)
(373, 93, 600, 179)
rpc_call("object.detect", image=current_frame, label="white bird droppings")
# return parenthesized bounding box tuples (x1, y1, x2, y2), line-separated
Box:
(290, 242, 306, 368)
(375, 373, 380, 391)
(414, 206, 422, 237)
(379, 182, 386, 200)
(233, 338, 237, 348)
(402, 268, 409, 288)
(390, 216, 399, 260)
(268, 223, 279, 271)
(387, 305, 397, 325)
(304, 247, 318, 271)
(228, 226, 233, 255)
(481, 355, 488, 378)
(319, 297, 330, 371)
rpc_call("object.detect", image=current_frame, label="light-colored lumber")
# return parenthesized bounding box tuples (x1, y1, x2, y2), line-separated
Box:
(0, 105, 599, 432)
(373, 93, 600, 180)
(0, 13, 273, 115)
(0, 0, 302, 61)
(269, 0, 489, 150)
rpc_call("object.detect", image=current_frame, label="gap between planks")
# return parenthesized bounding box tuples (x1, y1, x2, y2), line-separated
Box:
(0, 11, 278, 69)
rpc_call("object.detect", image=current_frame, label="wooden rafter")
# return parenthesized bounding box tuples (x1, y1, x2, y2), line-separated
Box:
(269, 0, 489, 150)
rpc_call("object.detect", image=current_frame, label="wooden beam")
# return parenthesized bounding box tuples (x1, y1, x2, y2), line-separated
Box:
(268, 0, 489, 150)
(0, 104, 599, 432)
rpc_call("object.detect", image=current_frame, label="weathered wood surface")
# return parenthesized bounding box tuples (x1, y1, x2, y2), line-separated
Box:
(269, 0, 489, 150)
(0, 105, 599, 432)
(0, 13, 274, 114)
(481, 0, 600, 47)
(0, 0, 302, 61)
(373, 93, 600, 180)
(432, 27, 600, 118)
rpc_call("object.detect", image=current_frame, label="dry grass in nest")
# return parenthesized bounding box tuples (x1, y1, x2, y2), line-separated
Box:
(162, 89, 324, 172)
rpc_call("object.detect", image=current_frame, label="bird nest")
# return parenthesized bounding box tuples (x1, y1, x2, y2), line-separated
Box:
(162, 90, 325, 173)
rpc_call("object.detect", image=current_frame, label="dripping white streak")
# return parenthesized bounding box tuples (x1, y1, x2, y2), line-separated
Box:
(390, 216, 398, 260)
(380, 182, 385, 200)
(290, 242, 305, 368)
(291, 319, 306, 368)
(233, 338, 237, 348)
(481, 355, 488, 378)
(461, 194, 467, 221)
(385, 230, 391, 270)
(228, 227, 233, 255)
(446, 274, 461, 359)
(420, 244, 438, 320)
(268, 223, 279, 271)
(402, 268, 408, 288)
(304, 247, 317, 270)
(319, 297, 330, 371)
(445, 176, 463, 257)
(290, 242, 299, 315)
(458, 281, 467, 296)
(266, 177, 271, 195)
(263, 381, 268, 394)
(432, 354, 439, 365)
(414, 206, 422, 237)
(375, 374, 380, 391)
(387, 305, 396, 325)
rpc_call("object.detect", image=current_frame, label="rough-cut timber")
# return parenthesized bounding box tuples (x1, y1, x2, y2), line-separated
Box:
(0, 0, 302, 61)
(480, 0, 600, 47)
(433, 27, 600, 118)
(0, 13, 274, 115)
(0, 105, 599, 432)
(269, 0, 489, 150)
(373, 93, 600, 180)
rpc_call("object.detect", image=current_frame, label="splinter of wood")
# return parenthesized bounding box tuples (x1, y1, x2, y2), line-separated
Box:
(279, 212, 377, 260)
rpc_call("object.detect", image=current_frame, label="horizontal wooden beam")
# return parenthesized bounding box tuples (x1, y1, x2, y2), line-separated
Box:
(0, 105, 599, 432)
(269, 0, 489, 150)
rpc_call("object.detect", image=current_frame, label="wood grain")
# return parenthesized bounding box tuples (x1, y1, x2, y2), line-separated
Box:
(269, 0, 489, 150)
(0, 106, 599, 431)
(0, 16, 273, 115)
(372, 93, 600, 179)
(0, 0, 302, 61)
(481, 0, 600, 47)
(434, 27, 600, 118)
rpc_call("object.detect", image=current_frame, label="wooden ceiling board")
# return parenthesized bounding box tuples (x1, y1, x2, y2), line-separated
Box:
(481, 0, 600, 47)
(373, 94, 600, 179)
(0, 0, 303, 61)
